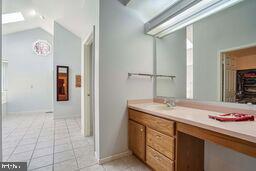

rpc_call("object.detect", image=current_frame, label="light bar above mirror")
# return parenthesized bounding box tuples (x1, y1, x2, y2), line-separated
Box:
(145, 0, 243, 38)
(127, 0, 179, 22)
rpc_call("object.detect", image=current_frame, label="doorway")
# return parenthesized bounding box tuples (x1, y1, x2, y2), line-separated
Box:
(82, 28, 95, 141)
(221, 45, 256, 104)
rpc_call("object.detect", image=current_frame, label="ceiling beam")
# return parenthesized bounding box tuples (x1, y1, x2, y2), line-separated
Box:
(119, 0, 132, 6)
(145, 0, 202, 34)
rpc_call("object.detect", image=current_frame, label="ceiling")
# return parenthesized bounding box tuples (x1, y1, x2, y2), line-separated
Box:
(3, 0, 181, 37)
(2, 0, 89, 38)
(128, 0, 179, 22)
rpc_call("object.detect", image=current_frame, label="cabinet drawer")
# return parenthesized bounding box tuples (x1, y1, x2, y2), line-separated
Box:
(129, 109, 175, 136)
(146, 146, 174, 171)
(147, 128, 175, 160)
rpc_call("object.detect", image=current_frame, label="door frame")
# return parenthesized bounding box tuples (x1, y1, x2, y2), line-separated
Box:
(217, 43, 256, 102)
(81, 26, 95, 137)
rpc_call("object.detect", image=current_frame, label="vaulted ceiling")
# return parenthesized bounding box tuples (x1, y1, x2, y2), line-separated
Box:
(2, 0, 89, 38)
(3, 0, 181, 37)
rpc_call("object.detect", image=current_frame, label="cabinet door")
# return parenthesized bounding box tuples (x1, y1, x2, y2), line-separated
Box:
(128, 120, 145, 161)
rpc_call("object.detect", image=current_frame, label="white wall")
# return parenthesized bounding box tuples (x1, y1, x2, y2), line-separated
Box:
(53, 22, 81, 118)
(78, 0, 100, 158)
(2, 28, 53, 113)
(193, 0, 256, 101)
(156, 29, 186, 98)
(98, 0, 154, 159)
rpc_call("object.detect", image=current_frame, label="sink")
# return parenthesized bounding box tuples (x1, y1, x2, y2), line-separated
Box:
(145, 104, 174, 110)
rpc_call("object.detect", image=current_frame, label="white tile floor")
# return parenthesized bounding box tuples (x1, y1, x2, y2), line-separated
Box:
(2, 113, 150, 171)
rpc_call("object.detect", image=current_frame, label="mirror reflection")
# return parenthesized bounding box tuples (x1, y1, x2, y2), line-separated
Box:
(155, 0, 256, 104)
(57, 66, 69, 101)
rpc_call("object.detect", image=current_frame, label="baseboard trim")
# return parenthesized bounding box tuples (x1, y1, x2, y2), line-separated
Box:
(95, 151, 98, 162)
(54, 114, 81, 119)
(8, 109, 53, 115)
(98, 150, 132, 164)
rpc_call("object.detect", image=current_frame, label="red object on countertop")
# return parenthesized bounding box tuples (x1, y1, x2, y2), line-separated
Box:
(209, 113, 255, 122)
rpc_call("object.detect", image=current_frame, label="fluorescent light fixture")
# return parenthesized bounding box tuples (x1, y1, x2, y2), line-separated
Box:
(148, 0, 243, 38)
(2, 12, 25, 24)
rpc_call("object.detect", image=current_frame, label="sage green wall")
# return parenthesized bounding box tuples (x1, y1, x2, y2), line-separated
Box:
(156, 28, 186, 98)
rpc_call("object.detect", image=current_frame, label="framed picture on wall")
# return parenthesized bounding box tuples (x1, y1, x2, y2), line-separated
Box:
(57, 66, 69, 101)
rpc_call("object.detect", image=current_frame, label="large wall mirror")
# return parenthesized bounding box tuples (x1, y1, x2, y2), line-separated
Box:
(57, 66, 69, 101)
(155, 0, 256, 105)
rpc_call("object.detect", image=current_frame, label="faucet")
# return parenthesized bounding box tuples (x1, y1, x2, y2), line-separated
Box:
(164, 97, 176, 108)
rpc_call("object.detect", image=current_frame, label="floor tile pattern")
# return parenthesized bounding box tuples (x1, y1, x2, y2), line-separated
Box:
(2, 113, 150, 171)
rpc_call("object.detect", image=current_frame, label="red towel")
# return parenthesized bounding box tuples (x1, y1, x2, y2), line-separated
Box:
(209, 113, 255, 122)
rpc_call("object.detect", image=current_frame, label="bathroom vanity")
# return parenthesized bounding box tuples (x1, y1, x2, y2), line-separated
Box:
(127, 100, 256, 171)
(126, 1, 256, 170)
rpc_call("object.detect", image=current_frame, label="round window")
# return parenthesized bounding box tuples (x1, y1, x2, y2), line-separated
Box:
(33, 40, 51, 56)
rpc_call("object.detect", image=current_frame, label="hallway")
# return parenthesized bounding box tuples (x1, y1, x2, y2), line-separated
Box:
(2, 113, 150, 171)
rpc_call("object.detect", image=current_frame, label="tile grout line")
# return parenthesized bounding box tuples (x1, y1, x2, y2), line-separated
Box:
(2, 115, 129, 171)
(28, 152, 82, 171)
(4, 115, 100, 170)
(9, 117, 87, 170)
(64, 119, 80, 169)
(3, 116, 33, 148)
(71, 117, 97, 170)
(5, 115, 108, 171)
(27, 115, 47, 168)
(6, 115, 39, 162)
(3, 118, 22, 139)
(3, 125, 22, 152)
(74, 118, 81, 129)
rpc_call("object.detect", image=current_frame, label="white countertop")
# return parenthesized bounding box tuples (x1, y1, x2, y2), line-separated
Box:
(128, 102, 256, 143)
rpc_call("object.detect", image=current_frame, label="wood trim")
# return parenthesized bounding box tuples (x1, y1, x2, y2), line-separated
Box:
(177, 122, 256, 157)
(176, 131, 204, 171)
(224, 45, 256, 58)
(75, 75, 81, 87)
(129, 109, 175, 137)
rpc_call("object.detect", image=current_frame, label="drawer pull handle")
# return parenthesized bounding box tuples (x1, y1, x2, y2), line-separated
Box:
(140, 128, 143, 132)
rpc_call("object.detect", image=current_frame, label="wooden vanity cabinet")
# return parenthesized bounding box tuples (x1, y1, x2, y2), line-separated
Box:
(129, 109, 175, 136)
(129, 105, 256, 171)
(128, 109, 175, 171)
(147, 146, 174, 171)
(147, 127, 175, 160)
(128, 120, 146, 161)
